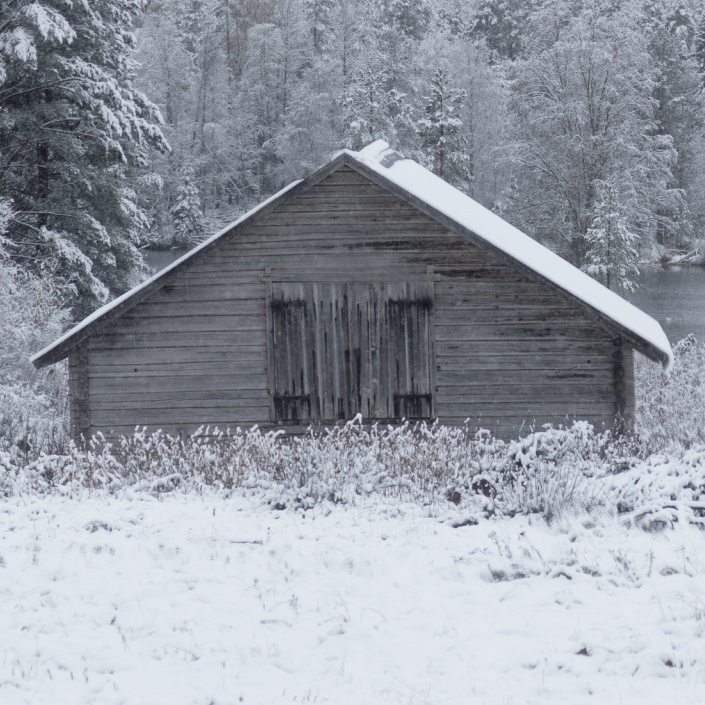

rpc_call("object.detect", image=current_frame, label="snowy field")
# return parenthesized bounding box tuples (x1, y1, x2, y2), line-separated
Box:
(2, 493, 704, 705)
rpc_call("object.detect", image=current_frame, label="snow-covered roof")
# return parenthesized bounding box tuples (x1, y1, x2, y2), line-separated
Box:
(32, 141, 672, 370)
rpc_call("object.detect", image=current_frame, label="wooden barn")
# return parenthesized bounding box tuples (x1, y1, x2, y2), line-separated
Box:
(32, 141, 672, 440)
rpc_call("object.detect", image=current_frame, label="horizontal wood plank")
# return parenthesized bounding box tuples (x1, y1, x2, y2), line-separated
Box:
(90, 407, 270, 426)
(90, 394, 268, 412)
(436, 357, 613, 372)
(88, 330, 267, 349)
(436, 369, 614, 386)
(87, 346, 265, 365)
(89, 372, 268, 393)
(124, 300, 263, 318)
(435, 326, 611, 342)
(89, 387, 268, 404)
(88, 359, 266, 376)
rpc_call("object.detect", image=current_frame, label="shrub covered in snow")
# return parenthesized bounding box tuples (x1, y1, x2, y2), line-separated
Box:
(0, 418, 688, 527)
(635, 334, 705, 452)
(0, 255, 70, 455)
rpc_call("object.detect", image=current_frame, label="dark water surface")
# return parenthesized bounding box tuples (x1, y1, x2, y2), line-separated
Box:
(141, 249, 704, 346)
(628, 267, 705, 346)
(142, 248, 187, 273)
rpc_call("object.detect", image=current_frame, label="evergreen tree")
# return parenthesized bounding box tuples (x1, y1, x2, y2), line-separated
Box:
(171, 167, 205, 248)
(583, 181, 640, 294)
(382, 0, 433, 41)
(0, 0, 168, 315)
(416, 66, 470, 188)
(434, 0, 473, 36)
(470, 0, 537, 61)
(340, 55, 410, 149)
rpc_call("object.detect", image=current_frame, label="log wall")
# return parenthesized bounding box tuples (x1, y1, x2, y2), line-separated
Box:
(81, 166, 630, 439)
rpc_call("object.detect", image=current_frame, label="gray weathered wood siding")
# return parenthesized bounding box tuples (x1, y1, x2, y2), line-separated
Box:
(79, 165, 629, 439)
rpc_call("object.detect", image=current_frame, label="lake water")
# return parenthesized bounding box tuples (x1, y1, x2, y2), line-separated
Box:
(142, 248, 187, 273)
(628, 267, 705, 346)
(141, 249, 705, 346)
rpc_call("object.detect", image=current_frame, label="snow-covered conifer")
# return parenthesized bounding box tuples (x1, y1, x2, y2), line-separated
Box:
(382, 0, 433, 41)
(305, 0, 336, 52)
(171, 168, 205, 248)
(0, 0, 168, 315)
(583, 181, 640, 294)
(470, 0, 537, 60)
(417, 66, 470, 189)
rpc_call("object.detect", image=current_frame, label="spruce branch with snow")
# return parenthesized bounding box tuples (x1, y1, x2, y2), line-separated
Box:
(0, 0, 168, 315)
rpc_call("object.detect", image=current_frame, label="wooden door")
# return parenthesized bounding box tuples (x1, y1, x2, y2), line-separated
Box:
(270, 282, 433, 423)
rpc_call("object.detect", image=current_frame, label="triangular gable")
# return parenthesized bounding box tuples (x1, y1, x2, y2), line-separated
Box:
(32, 144, 672, 370)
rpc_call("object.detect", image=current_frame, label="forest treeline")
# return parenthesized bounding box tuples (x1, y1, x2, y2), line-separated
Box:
(2, 0, 705, 315)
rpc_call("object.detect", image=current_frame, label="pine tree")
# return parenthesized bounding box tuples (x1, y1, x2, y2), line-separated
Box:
(417, 66, 470, 188)
(583, 181, 640, 294)
(340, 55, 410, 149)
(171, 168, 205, 248)
(0, 0, 168, 315)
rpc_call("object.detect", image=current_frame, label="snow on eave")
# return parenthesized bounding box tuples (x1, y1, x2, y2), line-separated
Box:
(31, 179, 303, 368)
(348, 141, 673, 371)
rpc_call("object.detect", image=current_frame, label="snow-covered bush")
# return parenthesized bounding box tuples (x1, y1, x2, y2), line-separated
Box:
(0, 251, 70, 453)
(609, 446, 705, 532)
(3, 418, 704, 528)
(482, 422, 612, 522)
(0, 420, 615, 521)
(635, 335, 705, 452)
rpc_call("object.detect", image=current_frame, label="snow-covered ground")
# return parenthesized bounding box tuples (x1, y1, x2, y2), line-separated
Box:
(1, 494, 704, 704)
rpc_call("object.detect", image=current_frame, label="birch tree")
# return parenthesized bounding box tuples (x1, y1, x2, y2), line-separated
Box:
(507, 1, 680, 269)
